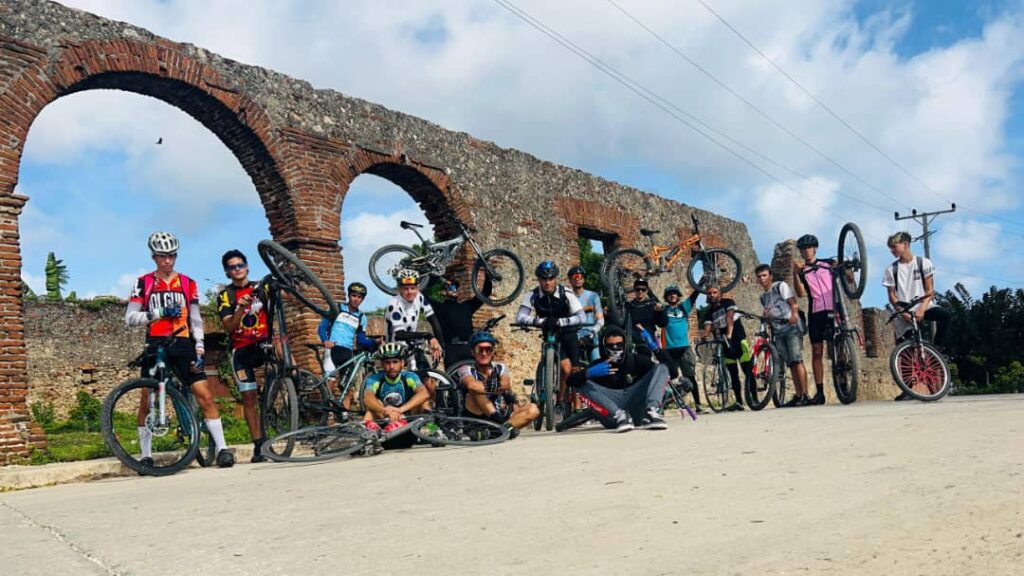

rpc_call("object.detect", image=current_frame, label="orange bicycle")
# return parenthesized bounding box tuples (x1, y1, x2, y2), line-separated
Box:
(601, 214, 741, 305)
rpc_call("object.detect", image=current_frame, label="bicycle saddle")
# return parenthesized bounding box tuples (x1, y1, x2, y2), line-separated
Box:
(305, 343, 324, 351)
(400, 221, 424, 229)
(640, 228, 660, 237)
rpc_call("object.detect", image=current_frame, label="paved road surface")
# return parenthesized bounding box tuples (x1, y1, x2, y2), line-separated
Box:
(2, 396, 1022, 575)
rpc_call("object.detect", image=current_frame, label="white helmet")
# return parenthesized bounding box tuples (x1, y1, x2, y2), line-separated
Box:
(396, 268, 420, 287)
(148, 232, 179, 256)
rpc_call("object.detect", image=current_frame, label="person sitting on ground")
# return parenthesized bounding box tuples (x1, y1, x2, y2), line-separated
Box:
(702, 284, 752, 412)
(755, 263, 810, 407)
(361, 343, 430, 449)
(427, 275, 491, 367)
(456, 331, 540, 439)
(565, 326, 670, 432)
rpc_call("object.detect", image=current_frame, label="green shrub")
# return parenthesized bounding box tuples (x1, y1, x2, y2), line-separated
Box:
(29, 401, 56, 429)
(67, 391, 103, 432)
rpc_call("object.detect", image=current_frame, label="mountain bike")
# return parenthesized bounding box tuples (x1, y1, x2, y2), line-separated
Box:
(513, 324, 561, 431)
(735, 311, 780, 411)
(886, 296, 951, 401)
(368, 210, 525, 306)
(102, 328, 205, 476)
(601, 214, 742, 321)
(696, 336, 734, 412)
(801, 223, 868, 404)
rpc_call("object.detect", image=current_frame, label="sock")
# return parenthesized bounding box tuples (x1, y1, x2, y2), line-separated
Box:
(137, 426, 152, 458)
(253, 437, 264, 453)
(205, 418, 228, 451)
(815, 384, 824, 396)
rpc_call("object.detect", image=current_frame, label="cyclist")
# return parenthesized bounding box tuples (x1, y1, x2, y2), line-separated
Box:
(216, 249, 272, 462)
(515, 261, 587, 398)
(427, 275, 491, 367)
(754, 264, 810, 406)
(627, 277, 666, 354)
(125, 232, 234, 469)
(318, 282, 377, 369)
(566, 326, 670, 432)
(386, 269, 444, 402)
(702, 284, 752, 411)
(567, 265, 604, 362)
(882, 231, 950, 401)
(455, 331, 540, 438)
(662, 284, 705, 413)
(361, 342, 430, 449)
(792, 234, 831, 405)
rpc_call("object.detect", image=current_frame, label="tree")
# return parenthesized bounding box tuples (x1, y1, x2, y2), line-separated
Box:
(44, 252, 69, 301)
(576, 237, 605, 294)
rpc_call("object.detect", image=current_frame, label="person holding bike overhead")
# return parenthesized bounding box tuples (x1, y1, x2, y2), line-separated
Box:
(702, 284, 752, 412)
(427, 275, 491, 367)
(755, 264, 810, 406)
(566, 326, 670, 431)
(793, 234, 832, 405)
(662, 284, 705, 413)
(125, 232, 234, 468)
(361, 343, 430, 448)
(216, 249, 273, 462)
(515, 261, 587, 396)
(882, 231, 950, 401)
(456, 331, 540, 438)
(567, 265, 604, 362)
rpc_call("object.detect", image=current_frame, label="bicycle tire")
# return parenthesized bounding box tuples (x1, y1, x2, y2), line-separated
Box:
(296, 369, 333, 427)
(543, 347, 558, 431)
(368, 244, 429, 296)
(471, 248, 525, 306)
(837, 222, 868, 299)
(746, 342, 778, 411)
(601, 248, 647, 325)
(101, 378, 200, 477)
(772, 369, 794, 408)
(191, 395, 216, 467)
(411, 416, 510, 447)
(889, 340, 951, 401)
(257, 239, 338, 320)
(701, 352, 730, 413)
(263, 375, 300, 455)
(832, 333, 860, 404)
(687, 248, 742, 294)
(261, 423, 369, 463)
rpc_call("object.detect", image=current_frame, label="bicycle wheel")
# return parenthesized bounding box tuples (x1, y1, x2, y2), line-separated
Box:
(101, 378, 200, 477)
(531, 369, 543, 431)
(701, 355, 731, 412)
(296, 369, 333, 427)
(190, 395, 216, 468)
(746, 342, 778, 411)
(263, 375, 300, 455)
(411, 416, 510, 447)
(772, 370, 794, 408)
(837, 222, 868, 299)
(601, 248, 646, 324)
(687, 248, 742, 294)
(543, 347, 558, 431)
(890, 341, 951, 401)
(471, 248, 525, 306)
(257, 239, 338, 320)
(368, 244, 428, 296)
(261, 423, 369, 463)
(831, 333, 860, 404)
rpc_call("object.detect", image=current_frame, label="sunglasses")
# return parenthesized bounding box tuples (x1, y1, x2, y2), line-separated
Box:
(635, 288, 648, 293)
(474, 346, 494, 354)
(224, 263, 247, 271)
(605, 342, 625, 351)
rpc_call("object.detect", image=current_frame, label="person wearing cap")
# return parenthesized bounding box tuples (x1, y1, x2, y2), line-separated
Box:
(661, 283, 705, 413)
(427, 274, 492, 368)
(567, 265, 604, 362)
(456, 330, 539, 437)
(627, 277, 667, 354)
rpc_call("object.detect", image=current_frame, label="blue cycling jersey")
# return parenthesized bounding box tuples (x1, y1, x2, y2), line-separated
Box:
(663, 299, 694, 349)
(575, 289, 603, 337)
(318, 303, 370, 350)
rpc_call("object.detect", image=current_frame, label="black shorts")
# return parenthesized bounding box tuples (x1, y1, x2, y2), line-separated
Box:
(231, 343, 270, 386)
(329, 346, 354, 369)
(558, 330, 581, 367)
(808, 311, 833, 344)
(141, 337, 205, 386)
(443, 342, 472, 366)
(463, 391, 515, 422)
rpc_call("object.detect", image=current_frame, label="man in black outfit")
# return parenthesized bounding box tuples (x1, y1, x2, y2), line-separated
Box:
(429, 275, 491, 367)
(627, 277, 666, 353)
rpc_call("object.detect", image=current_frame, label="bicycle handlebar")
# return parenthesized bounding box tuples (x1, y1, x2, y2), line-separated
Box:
(394, 330, 436, 342)
(886, 296, 927, 322)
(128, 326, 187, 368)
(480, 314, 506, 332)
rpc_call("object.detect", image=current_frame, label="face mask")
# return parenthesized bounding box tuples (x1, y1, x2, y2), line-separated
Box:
(607, 349, 624, 363)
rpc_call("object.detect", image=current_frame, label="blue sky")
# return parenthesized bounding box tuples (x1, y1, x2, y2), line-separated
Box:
(17, 0, 1024, 311)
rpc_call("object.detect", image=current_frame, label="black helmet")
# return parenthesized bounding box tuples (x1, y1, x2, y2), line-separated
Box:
(796, 234, 819, 249)
(535, 260, 559, 279)
(348, 282, 368, 296)
(567, 265, 585, 278)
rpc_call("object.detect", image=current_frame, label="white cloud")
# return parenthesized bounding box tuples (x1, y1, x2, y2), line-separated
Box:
(21, 271, 43, 295)
(751, 176, 840, 241)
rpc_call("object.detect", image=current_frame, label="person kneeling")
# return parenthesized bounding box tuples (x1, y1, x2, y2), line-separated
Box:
(362, 343, 430, 449)
(456, 331, 540, 439)
(567, 326, 670, 432)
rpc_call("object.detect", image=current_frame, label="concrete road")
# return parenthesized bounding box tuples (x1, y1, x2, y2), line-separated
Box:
(2, 396, 1022, 576)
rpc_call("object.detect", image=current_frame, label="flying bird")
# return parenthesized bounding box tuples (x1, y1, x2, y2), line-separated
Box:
(156, 137, 163, 145)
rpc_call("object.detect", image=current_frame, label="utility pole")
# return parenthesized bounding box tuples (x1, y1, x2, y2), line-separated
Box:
(894, 204, 957, 259)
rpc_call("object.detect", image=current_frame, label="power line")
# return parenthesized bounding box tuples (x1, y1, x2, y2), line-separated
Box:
(491, 0, 888, 220)
(693, 0, 1024, 231)
(604, 0, 910, 212)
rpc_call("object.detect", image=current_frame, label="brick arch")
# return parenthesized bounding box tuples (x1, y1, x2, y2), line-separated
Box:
(0, 38, 296, 462)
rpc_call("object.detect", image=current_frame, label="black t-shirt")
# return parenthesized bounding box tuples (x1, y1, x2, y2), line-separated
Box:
(706, 298, 746, 343)
(627, 295, 667, 337)
(431, 298, 484, 344)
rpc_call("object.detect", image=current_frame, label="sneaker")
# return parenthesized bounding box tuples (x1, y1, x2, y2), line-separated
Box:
(612, 410, 634, 433)
(694, 405, 710, 415)
(250, 452, 267, 463)
(810, 391, 826, 405)
(215, 449, 235, 468)
(894, 391, 913, 402)
(363, 420, 381, 433)
(504, 424, 520, 440)
(725, 403, 745, 412)
(383, 419, 409, 434)
(783, 395, 806, 408)
(137, 457, 154, 476)
(642, 408, 668, 430)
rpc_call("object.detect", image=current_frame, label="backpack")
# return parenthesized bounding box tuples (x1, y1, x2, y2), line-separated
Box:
(140, 272, 193, 311)
(891, 256, 925, 294)
(766, 281, 806, 334)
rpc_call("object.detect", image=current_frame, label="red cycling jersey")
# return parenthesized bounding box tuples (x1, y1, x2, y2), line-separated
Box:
(129, 273, 199, 338)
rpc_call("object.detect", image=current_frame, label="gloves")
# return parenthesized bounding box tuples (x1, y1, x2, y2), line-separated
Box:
(638, 327, 660, 351)
(150, 303, 182, 321)
(541, 316, 561, 333)
(586, 361, 613, 379)
(193, 355, 205, 372)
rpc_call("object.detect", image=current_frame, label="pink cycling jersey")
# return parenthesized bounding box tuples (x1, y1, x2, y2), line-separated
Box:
(800, 260, 834, 314)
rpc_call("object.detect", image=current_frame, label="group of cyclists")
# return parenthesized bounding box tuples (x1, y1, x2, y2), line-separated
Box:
(124, 225, 948, 467)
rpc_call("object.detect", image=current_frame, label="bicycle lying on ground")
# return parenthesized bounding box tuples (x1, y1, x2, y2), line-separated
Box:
(368, 209, 525, 306)
(887, 296, 951, 401)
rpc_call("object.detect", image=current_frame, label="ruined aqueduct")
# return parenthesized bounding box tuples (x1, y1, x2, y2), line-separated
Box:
(0, 0, 767, 461)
